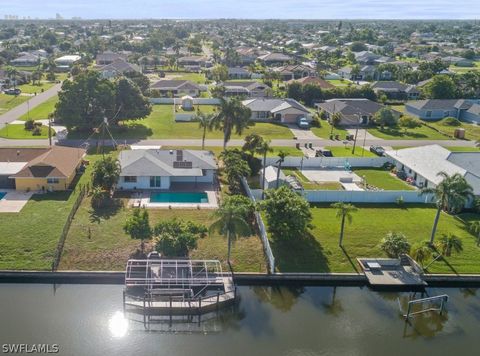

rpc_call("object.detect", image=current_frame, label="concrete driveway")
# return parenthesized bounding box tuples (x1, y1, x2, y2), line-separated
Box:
(287, 125, 319, 140)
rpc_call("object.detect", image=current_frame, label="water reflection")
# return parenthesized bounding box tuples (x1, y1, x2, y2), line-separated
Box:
(108, 311, 128, 338)
(251, 285, 305, 312)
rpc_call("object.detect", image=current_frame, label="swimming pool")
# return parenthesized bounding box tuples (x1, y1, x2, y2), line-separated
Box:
(150, 192, 209, 204)
(0, 192, 6, 200)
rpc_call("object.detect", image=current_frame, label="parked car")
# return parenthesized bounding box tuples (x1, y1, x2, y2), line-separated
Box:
(315, 149, 333, 157)
(297, 117, 310, 129)
(370, 145, 385, 156)
(4, 88, 21, 95)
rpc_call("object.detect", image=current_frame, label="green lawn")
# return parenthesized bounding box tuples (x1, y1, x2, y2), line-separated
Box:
(326, 79, 352, 87)
(444, 146, 480, 152)
(0, 94, 30, 114)
(427, 119, 480, 141)
(166, 72, 206, 84)
(326, 146, 376, 157)
(17, 82, 54, 94)
(367, 125, 450, 140)
(269, 205, 480, 273)
(0, 124, 55, 139)
(311, 121, 349, 139)
(352, 168, 415, 190)
(59, 196, 266, 272)
(19, 95, 58, 121)
(68, 105, 293, 140)
(282, 168, 342, 190)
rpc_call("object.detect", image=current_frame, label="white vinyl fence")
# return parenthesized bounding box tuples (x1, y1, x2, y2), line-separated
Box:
(264, 156, 389, 168)
(149, 98, 221, 105)
(241, 177, 275, 274)
(303, 190, 435, 204)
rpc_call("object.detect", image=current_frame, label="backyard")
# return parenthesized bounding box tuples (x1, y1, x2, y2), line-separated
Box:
(326, 146, 376, 157)
(352, 167, 416, 190)
(269, 204, 480, 274)
(282, 168, 343, 190)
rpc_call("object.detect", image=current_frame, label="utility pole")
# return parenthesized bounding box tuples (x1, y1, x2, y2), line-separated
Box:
(48, 116, 52, 146)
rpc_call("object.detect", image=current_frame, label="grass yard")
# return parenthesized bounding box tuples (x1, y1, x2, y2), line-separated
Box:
(269, 204, 480, 274)
(0, 124, 55, 139)
(427, 119, 480, 142)
(59, 196, 266, 272)
(68, 104, 293, 140)
(0, 94, 30, 114)
(19, 95, 58, 121)
(367, 124, 450, 140)
(282, 168, 343, 190)
(310, 121, 348, 139)
(352, 167, 415, 190)
(326, 79, 352, 87)
(17, 82, 55, 94)
(165, 72, 206, 84)
(444, 146, 480, 152)
(161, 146, 303, 158)
(326, 146, 376, 158)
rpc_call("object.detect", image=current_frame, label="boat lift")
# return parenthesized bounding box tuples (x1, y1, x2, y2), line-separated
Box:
(398, 294, 449, 320)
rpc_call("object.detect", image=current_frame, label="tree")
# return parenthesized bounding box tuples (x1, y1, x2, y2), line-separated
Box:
(330, 112, 342, 127)
(438, 233, 463, 257)
(399, 115, 422, 132)
(154, 219, 207, 257)
(257, 139, 273, 198)
(260, 186, 313, 240)
(410, 241, 432, 267)
(114, 78, 152, 122)
(380, 232, 411, 258)
(421, 172, 474, 244)
(211, 64, 229, 82)
(91, 156, 121, 192)
(423, 75, 457, 99)
(287, 82, 303, 101)
(372, 107, 398, 128)
(221, 149, 251, 193)
(124, 209, 152, 253)
(350, 41, 367, 52)
(209, 197, 251, 266)
(195, 112, 216, 149)
(5, 66, 19, 89)
(275, 151, 288, 189)
(212, 98, 252, 150)
(331, 202, 357, 247)
(468, 221, 480, 246)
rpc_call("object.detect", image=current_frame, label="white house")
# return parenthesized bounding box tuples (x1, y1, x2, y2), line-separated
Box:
(117, 149, 217, 190)
(54, 55, 81, 70)
(242, 98, 311, 124)
(385, 145, 480, 195)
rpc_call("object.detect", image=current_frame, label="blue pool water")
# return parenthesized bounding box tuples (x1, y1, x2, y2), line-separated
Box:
(0, 192, 6, 200)
(150, 192, 208, 203)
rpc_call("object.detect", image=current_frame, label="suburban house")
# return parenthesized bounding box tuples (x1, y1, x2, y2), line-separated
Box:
(0, 146, 86, 191)
(54, 55, 82, 70)
(316, 98, 401, 126)
(287, 76, 335, 90)
(117, 149, 217, 190)
(150, 80, 204, 97)
(405, 99, 480, 122)
(272, 64, 317, 81)
(95, 51, 126, 65)
(385, 145, 480, 195)
(236, 47, 265, 64)
(178, 56, 210, 71)
(242, 98, 311, 123)
(222, 81, 272, 98)
(371, 81, 420, 100)
(257, 52, 292, 66)
(10, 52, 46, 66)
(227, 67, 252, 80)
(96, 58, 141, 79)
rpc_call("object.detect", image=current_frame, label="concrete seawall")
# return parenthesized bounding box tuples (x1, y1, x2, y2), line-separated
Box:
(1, 270, 480, 287)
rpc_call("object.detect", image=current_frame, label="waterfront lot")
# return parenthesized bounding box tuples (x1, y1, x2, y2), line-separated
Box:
(269, 204, 480, 274)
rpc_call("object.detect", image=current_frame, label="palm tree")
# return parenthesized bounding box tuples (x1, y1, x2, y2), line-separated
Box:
(213, 98, 252, 150)
(209, 202, 251, 267)
(275, 151, 288, 189)
(6, 66, 19, 89)
(331, 202, 357, 247)
(410, 241, 432, 267)
(438, 233, 463, 257)
(256, 139, 272, 198)
(468, 221, 480, 246)
(421, 172, 474, 245)
(195, 112, 216, 149)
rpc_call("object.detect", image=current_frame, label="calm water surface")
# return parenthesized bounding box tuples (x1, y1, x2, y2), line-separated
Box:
(0, 284, 479, 356)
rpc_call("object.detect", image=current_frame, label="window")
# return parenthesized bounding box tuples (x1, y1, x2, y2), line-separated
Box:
(124, 176, 137, 183)
(426, 111, 432, 118)
(47, 178, 59, 184)
(150, 176, 161, 188)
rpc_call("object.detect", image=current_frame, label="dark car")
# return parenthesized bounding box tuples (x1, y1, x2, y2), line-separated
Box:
(4, 88, 21, 95)
(370, 145, 385, 156)
(315, 149, 333, 157)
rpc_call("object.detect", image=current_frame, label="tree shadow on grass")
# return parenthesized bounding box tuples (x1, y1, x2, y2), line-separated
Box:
(270, 232, 330, 273)
(340, 245, 360, 273)
(89, 198, 124, 223)
(30, 191, 72, 202)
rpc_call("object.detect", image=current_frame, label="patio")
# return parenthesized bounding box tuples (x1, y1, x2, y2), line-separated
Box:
(0, 190, 34, 213)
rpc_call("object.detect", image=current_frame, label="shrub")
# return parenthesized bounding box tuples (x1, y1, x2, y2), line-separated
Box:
(380, 232, 411, 258)
(154, 218, 207, 257)
(442, 117, 462, 126)
(373, 107, 398, 128)
(32, 126, 42, 136)
(399, 116, 422, 131)
(24, 119, 35, 130)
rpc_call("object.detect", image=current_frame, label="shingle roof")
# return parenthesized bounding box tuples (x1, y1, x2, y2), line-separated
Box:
(287, 76, 335, 89)
(316, 99, 386, 116)
(242, 98, 309, 114)
(150, 80, 202, 90)
(406, 99, 473, 111)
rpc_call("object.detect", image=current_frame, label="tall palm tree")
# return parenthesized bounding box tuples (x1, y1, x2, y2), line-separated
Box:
(421, 172, 474, 245)
(331, 202, 357, 247)
(213, 98, 252, 151)
(275, 151, 288, 189)
(195, 112, 216, 149)
(6, 66, 19, 89)
(209, 202, 251, 267)
(257, 139, 272, 198)
(438, 233, 463, 257)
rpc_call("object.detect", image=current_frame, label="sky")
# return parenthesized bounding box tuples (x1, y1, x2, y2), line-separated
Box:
(1, 0, 480, 20)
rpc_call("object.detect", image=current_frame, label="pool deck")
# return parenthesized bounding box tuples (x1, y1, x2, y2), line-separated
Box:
(0, 190, 33, 213)
(127, 186, 219, 209)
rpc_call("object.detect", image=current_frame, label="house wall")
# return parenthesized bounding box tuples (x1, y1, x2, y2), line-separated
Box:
(15, 177, 69, 191)
(406, 105, 458, 120)
(117, 176, 170, 190)
(170, 170, 214, 184)
(391, 160, 434, 189)
(462, 111, 480, 124)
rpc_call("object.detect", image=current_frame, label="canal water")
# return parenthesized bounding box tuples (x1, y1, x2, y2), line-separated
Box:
(0, 284, 478, 355)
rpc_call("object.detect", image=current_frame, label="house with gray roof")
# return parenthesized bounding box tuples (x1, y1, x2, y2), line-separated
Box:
(242, 98, 310, 124)
(117, 149, 217, 190)
(222, 81, 272, 98)
(315, 99, 400, 126)
(227, 67, 252, 80)
(96, 58, 141, 79)
(405, 99, 480, 122)
(150, 80, 204, 97)
(257, 52, 292, 66)
(371, 81, 420, 100)
(385, 145, 480, 195)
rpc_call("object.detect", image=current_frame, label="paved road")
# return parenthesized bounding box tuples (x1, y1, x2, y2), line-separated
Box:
(0, 137, 477, 148)
(0, 83, 62, 128)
